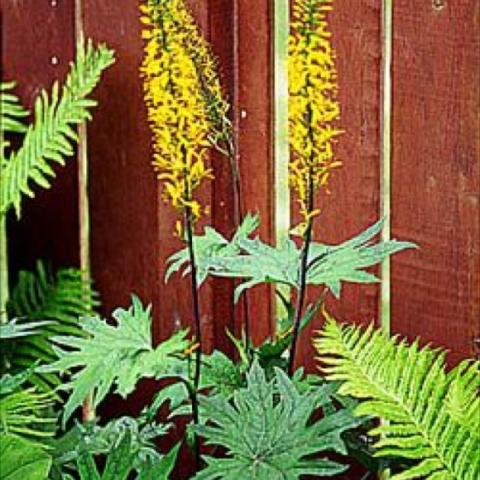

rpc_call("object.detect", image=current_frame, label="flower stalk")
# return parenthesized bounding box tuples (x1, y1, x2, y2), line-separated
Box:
(287, 0, 342, 373)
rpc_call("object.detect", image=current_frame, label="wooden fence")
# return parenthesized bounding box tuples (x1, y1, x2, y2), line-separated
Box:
(3, 0, 479, 416)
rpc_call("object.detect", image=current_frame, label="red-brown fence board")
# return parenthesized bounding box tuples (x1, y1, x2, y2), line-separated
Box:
(391, 0, 480, 364)
(235, 0, 275, 343)
(1, 0, 79, 274)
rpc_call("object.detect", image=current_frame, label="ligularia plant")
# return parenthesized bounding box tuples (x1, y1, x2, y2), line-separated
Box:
(140, 0, 230, 468)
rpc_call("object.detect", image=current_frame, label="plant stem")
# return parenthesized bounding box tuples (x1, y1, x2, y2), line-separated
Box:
(184, 207, 202, 391)
(181, 378, 201, 470)
(184, 205, 202, 468)
(0, 214, 9, 325)
(75, 0, 95, 425)
(288, 175, 314, 376)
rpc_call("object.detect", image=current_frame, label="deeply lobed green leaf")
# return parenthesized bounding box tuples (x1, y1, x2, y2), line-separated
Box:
(40, 295, 190, 426)
(194, 360, 362, 479)
(167, 217, 415, 301)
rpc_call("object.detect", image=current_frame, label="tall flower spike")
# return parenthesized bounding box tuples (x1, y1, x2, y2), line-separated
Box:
(289, 0, 342, 223)
(140, 0, 227, 226)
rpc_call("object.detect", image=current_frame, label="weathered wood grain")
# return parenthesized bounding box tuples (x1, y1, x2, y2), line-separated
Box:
(391, 0, 480, 364)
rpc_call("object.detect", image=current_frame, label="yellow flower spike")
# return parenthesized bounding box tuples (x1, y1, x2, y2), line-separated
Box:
(140, 0, 226, 230)
(289, 0, 342, 222)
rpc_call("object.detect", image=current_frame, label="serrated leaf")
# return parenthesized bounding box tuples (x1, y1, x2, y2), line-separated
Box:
(193, 360, 361, 479)
(40, 295, 190, 426)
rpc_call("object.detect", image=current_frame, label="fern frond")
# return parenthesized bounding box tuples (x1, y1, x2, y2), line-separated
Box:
(0, 81, 29, 155)
(39, 295, 190, 425)
(0, 370, 56, 441)
(445, 360, 480, 438)
(0, 387, 56, 439)
(0, 40, 114, 217)
(7, 260, 99, 392)
(315, 315, 480, 480)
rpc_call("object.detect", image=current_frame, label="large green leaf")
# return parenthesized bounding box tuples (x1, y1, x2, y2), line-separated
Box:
(194, 360, 362, 479)
(0, 434, 51, 480)
(0, 40, 114, 217)
(40, 295, 190, 425)
(168, 217, 415, 301)
(166, 212, 259, 285)
(315, 315, 480, 480)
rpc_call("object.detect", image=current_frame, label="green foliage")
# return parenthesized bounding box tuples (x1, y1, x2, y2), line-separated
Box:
(6, 260, 99, 392)
(193, 360, 363, 480)
(0, 369, 56, 441)
(445, 359, 480, 437)
(0, 387, 55, 440)
(168, 217, 415, 301)
(49, 417, 177, 480)
(315, 315, 480, 480)
(76, 416, 171, 469)
(0, 317, 52, 340)
(0, 81, 28, 155)
(166, 212, 259, 285)
(242, 291, 322, 374)
(40, 295, 190, 425)
(0, 433, 52, 480)
(67, 430, 180, 480)
(306, 220, 415, 297)
(0, 40, 114, 217)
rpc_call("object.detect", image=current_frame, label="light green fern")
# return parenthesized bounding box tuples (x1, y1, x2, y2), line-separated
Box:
(315, 314, 480, 480)
(6, 260, 99, 393)
(0, 81, 29, 156)
(0, 371, 56, 441)
(0, 40, 114, 217)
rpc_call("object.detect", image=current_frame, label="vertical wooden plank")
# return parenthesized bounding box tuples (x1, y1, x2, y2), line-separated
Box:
(235, 0, 275, 344)
(2, 0, 78, 274)
(296, 0, 382, 368)
(391, 0, 480, 364)
(208, 0, 237, 354)
(82, 0, 164, 338)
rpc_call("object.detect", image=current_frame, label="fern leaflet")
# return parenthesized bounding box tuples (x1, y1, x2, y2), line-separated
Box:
(7, 260, 99, 392)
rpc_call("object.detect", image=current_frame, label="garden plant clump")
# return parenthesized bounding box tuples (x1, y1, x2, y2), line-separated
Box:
(0, 0, 478, 479)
